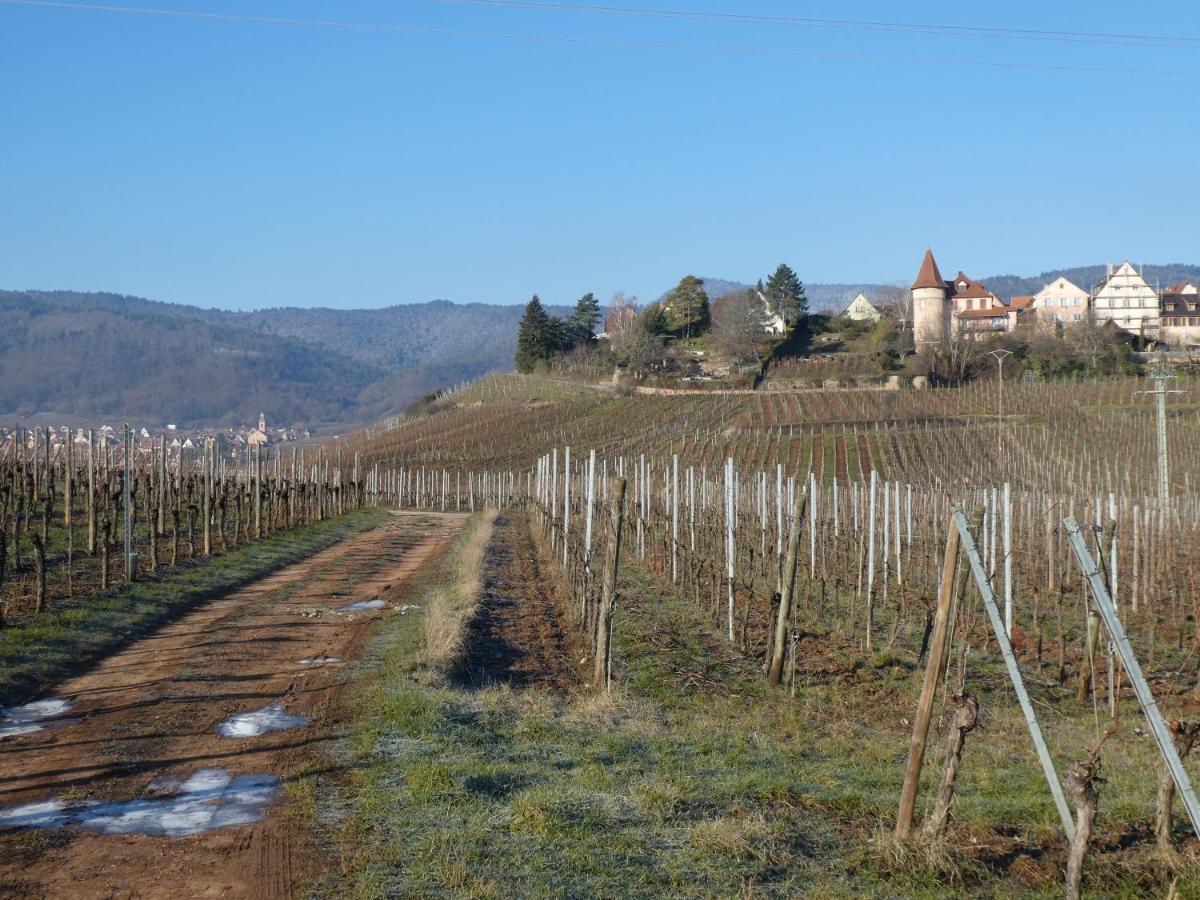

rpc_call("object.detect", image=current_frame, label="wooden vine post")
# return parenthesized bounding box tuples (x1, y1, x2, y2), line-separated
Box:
(768, 489, 808, 685)
(594, 477, 627, 691)
(895, 513, 961, 840)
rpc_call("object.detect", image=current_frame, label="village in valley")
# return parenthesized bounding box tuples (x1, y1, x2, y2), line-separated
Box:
(0, 412, 309, 461)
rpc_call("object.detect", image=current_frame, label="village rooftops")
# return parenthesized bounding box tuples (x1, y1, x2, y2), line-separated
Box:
(955, 308, 1010, 320)
(949, 272, 1000, 302)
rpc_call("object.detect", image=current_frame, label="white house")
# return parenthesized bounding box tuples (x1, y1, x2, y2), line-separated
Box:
(755, 291, 788, 335)
(1031, 276, 1089, 326)
(1091, 262, 1159, 339)
(842, 292, 881, 323)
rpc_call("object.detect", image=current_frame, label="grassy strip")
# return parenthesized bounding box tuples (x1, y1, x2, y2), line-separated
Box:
(0, 508, 390, 707)
(320, 526, 1200, 898)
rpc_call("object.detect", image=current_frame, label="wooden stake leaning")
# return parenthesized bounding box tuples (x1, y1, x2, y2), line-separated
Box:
(953, 507, 1076, 841)
(767, 489, 808, 686)
(594, 476, 627, 691)
(895, 509, 961, 839)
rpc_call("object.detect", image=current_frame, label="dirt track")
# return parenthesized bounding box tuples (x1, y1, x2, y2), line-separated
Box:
(0, 511, 465, 900)
(463, 512, 582, 691)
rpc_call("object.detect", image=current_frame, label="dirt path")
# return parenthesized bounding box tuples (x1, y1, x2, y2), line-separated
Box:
(462, 512, 582, 691)
(0, 511, 465, 900)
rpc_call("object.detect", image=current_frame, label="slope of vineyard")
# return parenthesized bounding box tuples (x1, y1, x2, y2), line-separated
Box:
(300, 372, 1200, 896)
(348, 373, 1200, 500)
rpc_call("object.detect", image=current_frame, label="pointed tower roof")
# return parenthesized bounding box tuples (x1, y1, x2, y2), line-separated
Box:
(912, 248, 945, 290)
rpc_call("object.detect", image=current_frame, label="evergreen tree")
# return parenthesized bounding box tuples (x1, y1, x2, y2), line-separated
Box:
(566, 292, 601, 345)
(640, 303, 668, 335)
(765, 264, 807, 324)
(515, 295, 556, 373)
(663, 275, 710, 340)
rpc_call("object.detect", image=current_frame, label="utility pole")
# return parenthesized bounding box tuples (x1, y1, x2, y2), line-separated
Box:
(1136, 357, 1186, 509)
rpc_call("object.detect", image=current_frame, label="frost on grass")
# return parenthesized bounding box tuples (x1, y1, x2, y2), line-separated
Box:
(217, 702, 309, 738)
(339, 599, 386, 612)
(0, 769, 280, 836)
(0, 698, 72, 738)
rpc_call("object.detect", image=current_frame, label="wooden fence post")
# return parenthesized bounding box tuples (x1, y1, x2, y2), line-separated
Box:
(768, 489, 809, 685)
(895, 513, 962, 839)
(594, 477, 627, 691)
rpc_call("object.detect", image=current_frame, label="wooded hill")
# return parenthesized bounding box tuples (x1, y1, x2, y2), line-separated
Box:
(0, 291, 568, 428)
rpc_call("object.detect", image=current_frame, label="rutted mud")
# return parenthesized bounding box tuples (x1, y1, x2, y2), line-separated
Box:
(462, 511, 583, 691)
(0, 511, 465, 899)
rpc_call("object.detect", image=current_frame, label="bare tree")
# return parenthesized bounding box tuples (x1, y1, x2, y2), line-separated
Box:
(605, 293, 640, 344)
(876, 285, 913, 354)
(711, 290, 765, 364)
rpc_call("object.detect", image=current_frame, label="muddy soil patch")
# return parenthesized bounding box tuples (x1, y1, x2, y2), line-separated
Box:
(0, 511, 466, 900)
(461, 512, 583, 691)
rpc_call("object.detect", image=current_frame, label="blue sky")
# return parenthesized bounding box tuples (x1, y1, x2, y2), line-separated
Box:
(1, 0, 1197, 310)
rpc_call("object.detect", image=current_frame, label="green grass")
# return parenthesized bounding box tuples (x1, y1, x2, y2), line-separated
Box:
(318, 537, 1200, 898)
(0, 508, 390, 706)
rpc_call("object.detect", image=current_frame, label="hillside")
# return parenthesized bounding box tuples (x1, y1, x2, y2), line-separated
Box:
(232, 300, 570, 372)
(5, 264, 1199, 428)
(0, 291, 383, 427)
(0, 291, 565, 428)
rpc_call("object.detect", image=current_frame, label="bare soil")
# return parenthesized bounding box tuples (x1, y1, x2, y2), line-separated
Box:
(461, 511, 583, 691)
(0, 511, 465, 900)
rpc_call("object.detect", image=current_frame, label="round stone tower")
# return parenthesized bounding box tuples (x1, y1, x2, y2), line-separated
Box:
(911, 248, 948, 349)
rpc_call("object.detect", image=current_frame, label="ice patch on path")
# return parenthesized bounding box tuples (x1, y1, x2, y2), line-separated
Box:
(0, 769, 280, 836)
(79, 770, 280, 836)
(297, 656, 342, 666)
(339, 599, 385, 612)
(217, 702, 309, 738)
(0, 698, 72, 737)
(0, 799, 69, 829)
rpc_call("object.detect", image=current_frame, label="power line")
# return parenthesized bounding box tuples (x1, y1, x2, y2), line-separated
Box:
(2, 0, 1198, 78)
(430, 0, 1200, 50)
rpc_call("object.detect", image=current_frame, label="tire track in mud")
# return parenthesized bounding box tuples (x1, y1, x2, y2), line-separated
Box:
(461, 512, 583, 692)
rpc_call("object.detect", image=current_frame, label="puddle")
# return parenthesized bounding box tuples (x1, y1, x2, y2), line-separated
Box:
(0, 699, 72, 738)
(339, 599, 385, 612)
(0, 769, 280, 836)
(297, 656, 342, 666)
(217, 702, 309, 738)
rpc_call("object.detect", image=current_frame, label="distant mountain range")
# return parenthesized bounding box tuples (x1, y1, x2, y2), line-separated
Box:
(6, 264, 1200, 428)
(0, 291, 567, 429)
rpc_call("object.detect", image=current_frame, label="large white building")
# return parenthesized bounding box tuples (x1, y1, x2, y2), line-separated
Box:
(1031, 276, 1089, 326)
(1091, 262, 1159, 339)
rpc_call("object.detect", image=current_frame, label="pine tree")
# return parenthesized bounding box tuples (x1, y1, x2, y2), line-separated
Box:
(566, 292, 601, 345)
(515, 295, 555, 373)
(664, 275, 710, 340)
(765, 264, 807, 324)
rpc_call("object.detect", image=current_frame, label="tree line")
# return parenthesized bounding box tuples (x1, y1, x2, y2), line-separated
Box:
(514, 264, 808, 374)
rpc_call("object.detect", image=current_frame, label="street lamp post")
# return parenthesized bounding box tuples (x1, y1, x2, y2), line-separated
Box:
(988, 349, 1013, 466)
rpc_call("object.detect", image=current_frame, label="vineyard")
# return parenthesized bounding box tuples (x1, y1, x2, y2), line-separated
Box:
(5, 372, 1200, 896)
(321, 371, 1200, 895)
